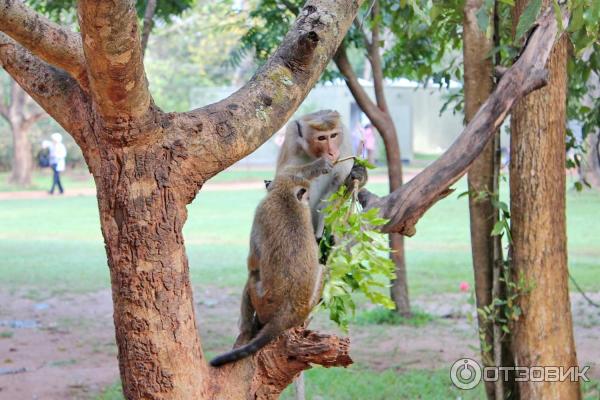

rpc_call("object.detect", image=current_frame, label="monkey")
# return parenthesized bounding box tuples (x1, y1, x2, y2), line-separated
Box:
(273, 110, 368, 239)
(209, 157, 332, 367)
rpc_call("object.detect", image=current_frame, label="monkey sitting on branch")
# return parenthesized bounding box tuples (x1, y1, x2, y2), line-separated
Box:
(210, 157, 332, 367)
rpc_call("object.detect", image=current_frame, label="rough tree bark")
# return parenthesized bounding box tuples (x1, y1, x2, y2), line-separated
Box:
(462, 1, 497, 398)
(0, 0, 568, 398)
(333, 0, 410, 316)
(0, 80, 46, 186)
(509, 1, 581, 399)
(1, 0, 362, 398)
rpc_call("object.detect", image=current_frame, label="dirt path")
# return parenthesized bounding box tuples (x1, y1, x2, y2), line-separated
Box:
(0, 172, 419, 201)
(0, 287, 598, 399)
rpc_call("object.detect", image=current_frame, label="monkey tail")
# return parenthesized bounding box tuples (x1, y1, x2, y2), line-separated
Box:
(209, 322, 279, 367)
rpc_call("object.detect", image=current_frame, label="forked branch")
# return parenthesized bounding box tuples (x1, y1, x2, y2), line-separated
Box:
(360, 8, 569, 235)
(209, 328, 352, 400)
(0, 33, 91, 142)
(0, 0, 87, 87)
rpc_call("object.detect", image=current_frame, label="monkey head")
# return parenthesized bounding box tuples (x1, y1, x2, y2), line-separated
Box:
(296, 110, 343, 162)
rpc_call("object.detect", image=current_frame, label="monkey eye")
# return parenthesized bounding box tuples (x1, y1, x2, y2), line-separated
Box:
(330, 133, 338, 139)
(317, 135, 327, 141)
(296, 188, 307, 201)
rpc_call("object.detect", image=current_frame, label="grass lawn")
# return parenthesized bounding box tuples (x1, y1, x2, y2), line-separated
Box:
(1, 169, 599, 399)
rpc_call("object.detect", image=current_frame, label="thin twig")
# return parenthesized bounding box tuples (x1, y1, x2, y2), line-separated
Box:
(334, 156, 356, 165)
(569, 272, 600, 308)
(357, 0, 377, 31)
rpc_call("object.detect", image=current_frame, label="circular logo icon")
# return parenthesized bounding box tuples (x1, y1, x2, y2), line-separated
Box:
(450, 358, 482, 390)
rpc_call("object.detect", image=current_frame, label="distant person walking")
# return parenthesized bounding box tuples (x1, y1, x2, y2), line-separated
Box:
(48, 133, 66, 195)
(361, 123, 376, 164)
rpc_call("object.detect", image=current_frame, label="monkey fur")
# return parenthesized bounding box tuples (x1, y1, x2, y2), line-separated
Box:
(209, 158, 331, 367)
(274, 110, 367, 238)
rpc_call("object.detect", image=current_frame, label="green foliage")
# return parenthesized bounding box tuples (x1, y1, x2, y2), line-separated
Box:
(514, 0, 542, 42)
(354, 307, 434, 327)
(146, 0, 252, 111)
(26, 0, 194, 22)
(319, 185, 396, 331)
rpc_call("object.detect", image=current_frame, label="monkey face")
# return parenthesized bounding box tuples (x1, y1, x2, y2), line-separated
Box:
(307, 128, 341, 162)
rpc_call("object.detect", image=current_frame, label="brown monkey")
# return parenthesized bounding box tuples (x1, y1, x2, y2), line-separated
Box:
(274, 110, 367, 238)
(210, 157, 331, 367)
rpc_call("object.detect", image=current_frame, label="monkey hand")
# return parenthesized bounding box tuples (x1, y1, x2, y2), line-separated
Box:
(345, 162, 368, 189)
(311, 157, 334, 176)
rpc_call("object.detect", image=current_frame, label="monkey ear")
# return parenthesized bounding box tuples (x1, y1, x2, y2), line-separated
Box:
(296, 187, 307, 201)
(264, 180, 273, 191)
(294, 120, 303, 138)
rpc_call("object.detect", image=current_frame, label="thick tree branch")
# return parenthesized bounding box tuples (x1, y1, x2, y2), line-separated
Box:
(174, 0, 364, 193)
(209, 328, 352, 400)
(0, 33, 95, 160)
(78, 0, 151, 122)
(141, 0, 157, 57)
(360, 8, 569, 236)
(0, 0, 87, 87)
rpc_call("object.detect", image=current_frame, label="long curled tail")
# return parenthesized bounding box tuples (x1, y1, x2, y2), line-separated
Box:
(210, 322, 279, 367)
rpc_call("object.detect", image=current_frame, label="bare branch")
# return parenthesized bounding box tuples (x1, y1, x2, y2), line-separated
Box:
(0, 33, 93, 152)
(353, 18, 372, 48)
(361, 8, 569, 236)
(210, 328, 352, 399)
(0, 0, 87, 87)
(334, 45, 388, 130)
(174, 0, 365, 188)
(367, 0, 388, 114)
(141, 0, 157, 57)
(21, 111, 47, 131)
(78, 0, 151, 122)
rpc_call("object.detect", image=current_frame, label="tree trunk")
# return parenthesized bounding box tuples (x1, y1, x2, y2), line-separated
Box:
(462, 0, 499, 398)
(380, 119, 410, 316)
(510, 3, 580, 398)
(8, 121, 32, 186)
(6, 82, 33, 187)
(94, 145, 207, 398)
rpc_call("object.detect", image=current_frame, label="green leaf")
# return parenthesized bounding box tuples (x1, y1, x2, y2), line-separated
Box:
(491, 220, 505, 236)
(515, 0, 542, 42)
(551, 0, 564, 31)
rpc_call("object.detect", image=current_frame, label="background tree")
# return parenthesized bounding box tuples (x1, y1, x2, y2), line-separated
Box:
(0, 77, 46, 186)
(510, 1, 580, 399)
(462, 1, 499, 397)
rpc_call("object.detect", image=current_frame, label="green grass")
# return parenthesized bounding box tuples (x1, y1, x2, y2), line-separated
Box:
(0, 176, 599, 296)
(95, 367, 485, 400)
(355, 307, 435, 327)
(0, 170, 96, 192)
